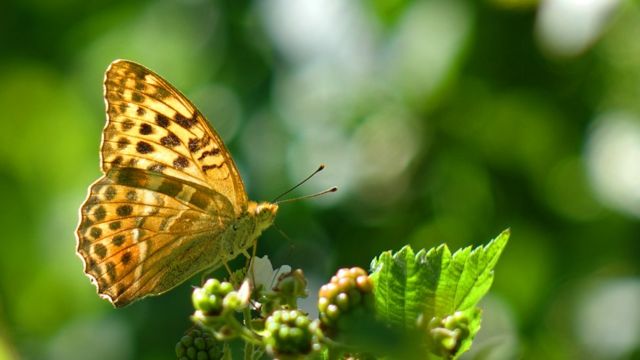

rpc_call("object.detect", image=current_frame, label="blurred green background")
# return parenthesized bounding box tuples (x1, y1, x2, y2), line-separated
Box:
(1, 0, 640, 359)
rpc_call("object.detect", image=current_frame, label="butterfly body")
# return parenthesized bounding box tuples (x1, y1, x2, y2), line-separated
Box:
(223, 201, 279, 257)
(76, 60, 276, 307)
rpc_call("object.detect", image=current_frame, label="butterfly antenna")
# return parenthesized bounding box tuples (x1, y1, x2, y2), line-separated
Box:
(272, 164, 327, 202)
(275, 187, 338, 204)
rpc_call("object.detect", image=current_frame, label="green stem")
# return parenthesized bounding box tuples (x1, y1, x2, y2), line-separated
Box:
(243, 307, 254, 331)
(244, 341, 254, 360)
(224, 313, 263, 346)
(243, 307, 256, 359)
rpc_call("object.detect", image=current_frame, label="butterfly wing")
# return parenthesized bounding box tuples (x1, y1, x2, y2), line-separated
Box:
(101, 60, 248, 213)
(76, 60, 248, 306)
(77, 168, 235, 306)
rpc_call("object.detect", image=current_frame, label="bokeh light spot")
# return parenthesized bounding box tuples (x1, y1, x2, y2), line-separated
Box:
(586, 112, 640, 218)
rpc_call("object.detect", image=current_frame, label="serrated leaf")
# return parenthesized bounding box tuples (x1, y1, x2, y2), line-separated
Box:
(369, 229, 509, 334)
(450, 230, 509, 314)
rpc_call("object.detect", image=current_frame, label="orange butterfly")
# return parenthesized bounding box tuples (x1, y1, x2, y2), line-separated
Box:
(76, 60, 277, 307)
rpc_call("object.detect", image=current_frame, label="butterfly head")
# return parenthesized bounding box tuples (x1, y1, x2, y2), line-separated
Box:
(250, 201, 278, 231)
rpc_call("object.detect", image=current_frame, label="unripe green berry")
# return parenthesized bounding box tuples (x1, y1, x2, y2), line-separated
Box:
(219, 281, 234, 294)
(194, 337, 205, 350)
(203, 279, 220, 294)
(336, 292, 349, 310)
(222, 291, 240, 310)
(176, 343, 186, 357)
(181, 335, 194, 347)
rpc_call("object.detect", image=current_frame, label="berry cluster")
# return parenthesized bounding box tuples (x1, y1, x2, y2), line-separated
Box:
(423, 311, 470, 357)
(318, 267, 374, 329)
(192, 279, 236, 316)
(188, 268, 377, 359)
(191, 279, 251, 339)
(175, 328, 223, 360)
(263, 309, 321, 359)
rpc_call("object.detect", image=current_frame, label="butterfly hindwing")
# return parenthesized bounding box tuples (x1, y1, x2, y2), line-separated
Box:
(76, 168, 236, 306)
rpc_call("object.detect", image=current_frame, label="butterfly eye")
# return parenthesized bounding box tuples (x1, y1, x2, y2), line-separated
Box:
(232, 224, 238, 231)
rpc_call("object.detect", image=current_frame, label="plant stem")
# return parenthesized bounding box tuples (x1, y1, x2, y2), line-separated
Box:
(243, 307, 256, 359)
(244, 341, 254, 360)
(222, 313, 263, 346)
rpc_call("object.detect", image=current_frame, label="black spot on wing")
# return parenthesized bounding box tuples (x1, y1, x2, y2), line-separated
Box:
(139, 123, 153, 135)
(160, 133, 180, 147)
(198, 148, 221, 161)
(104, 186, 117, 200)
(94, 243, 107, 259)
(156, 87, 170, 99)
(106, 262, 117, 281)
(173, 156, 189, 169)
(90, 227, 102, 239)
(156, 114, 170, 128)
(121, 119, 134, 131)
(174, 113, 196, 129)
(136, 141, 154, 154)
(112, 235, 125, 246)
(117, 137, 130, 149)
(131, 67, 147, 80)
(121, 252, 132, 265)
(94, 206, 106, 221)
(126, 190, 137, 201)
(116, 205, 133, 217)
(188, 138, 201, 152)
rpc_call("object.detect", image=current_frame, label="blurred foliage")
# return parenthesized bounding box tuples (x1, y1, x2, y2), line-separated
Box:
(1, 0, 640, 359)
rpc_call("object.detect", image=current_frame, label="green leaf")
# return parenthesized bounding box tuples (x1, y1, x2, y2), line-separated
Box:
(369, 229, 509, 357)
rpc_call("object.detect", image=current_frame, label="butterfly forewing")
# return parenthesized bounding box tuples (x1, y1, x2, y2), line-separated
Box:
(77, 60, 250, 307)
(101, 60, 247, 213)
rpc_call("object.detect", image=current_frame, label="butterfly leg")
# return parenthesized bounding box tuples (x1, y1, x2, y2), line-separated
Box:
(245, 238, 259, 288)
(200, 266, 217, 285)
(223, 261, 233, 277)
(200, 262, 236, 284)
(199, 260, 225, 285)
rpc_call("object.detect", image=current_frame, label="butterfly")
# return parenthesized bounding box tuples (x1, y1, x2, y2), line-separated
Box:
(76, 60, 278, 307)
